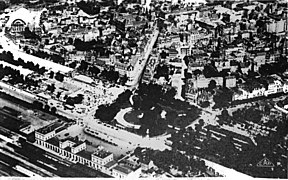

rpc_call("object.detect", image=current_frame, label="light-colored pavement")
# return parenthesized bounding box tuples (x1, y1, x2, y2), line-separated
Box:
(186, 107, 219, 129)
(84, 116, 171, 151)
(114, 107, 141, 129)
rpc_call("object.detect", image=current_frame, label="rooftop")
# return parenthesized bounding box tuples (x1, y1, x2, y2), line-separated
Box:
(92, 149, 112, 159)
(113, 164, 133, 175)
(73, 75, 94, 84)
(61, 136, 85, 147)
(64, 146, 72, 152)
(77, 150, 93, 160)
(47, 136, 60, 146)
(104, 160, 117, 168)
(36, 121, 64, 135)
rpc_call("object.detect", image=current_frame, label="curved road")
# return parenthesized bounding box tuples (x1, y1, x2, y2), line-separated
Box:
(114, 107, 141, 129)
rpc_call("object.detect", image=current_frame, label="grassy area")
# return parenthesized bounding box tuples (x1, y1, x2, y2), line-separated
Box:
(123, 110, 142, 125)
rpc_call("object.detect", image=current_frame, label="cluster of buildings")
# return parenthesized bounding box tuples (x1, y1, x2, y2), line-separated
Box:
(0, 2, 156, 86)
(142, 0, 288, 104)
(233, 75, 288, 101)
(34, 121, 147, 178)
(0, 0, 287, 178)
(2, 0, 286, 105)
(0, 31, 126, 121)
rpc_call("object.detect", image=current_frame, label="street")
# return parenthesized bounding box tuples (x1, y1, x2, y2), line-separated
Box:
(126, 29, 159, 87)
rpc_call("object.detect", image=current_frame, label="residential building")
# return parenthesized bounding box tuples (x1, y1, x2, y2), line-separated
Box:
(233, 76, 285, 101)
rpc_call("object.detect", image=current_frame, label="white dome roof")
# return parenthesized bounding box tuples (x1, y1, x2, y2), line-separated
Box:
(6, 7, 43, 28)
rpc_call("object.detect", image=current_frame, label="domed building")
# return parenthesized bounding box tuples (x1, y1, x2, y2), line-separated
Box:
(5, 7, 47, 33)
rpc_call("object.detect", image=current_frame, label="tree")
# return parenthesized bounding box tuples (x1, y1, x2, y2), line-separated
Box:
(78, 60, 89, 71)
(264, 105, 271, 115)
(95, 104, 118, 123)
(119, 74, 128, 85)
(49, 71, 54, 79)
(6, 51, 14, 62)
(163, 88, 176, 101)
(47, 84, 56, 93)
(218, 136, 238, 166)
(38, 67, 46, 75)
(203, 65, 219, 78)
(10, 0, 23, 4)
(77, 1, 100, 15)
(193, 69, 202, 77)
(195, 123, 202, 132)
(68, 38, 73, 45)
(33, 101, 43, 110)
(199, 119, 205, 126)
(0, 1, 7, 10)
(56, 92, 61, 99)
(132, 95, 142, 110)
(69, 61, 77, 68)
(55, 72, 64, 82)
(64, 94, 68, 100)
(154, 64, 169, 80)
(213, 88, 232, 108)
(200, 101, 210, 108)
(220, 109, 229, 120)
(44, 105, 50, 112)
(43, 0, 59, 3)
(23, 27, 40, 40)
(88, 65, 100, 76)
(51, 107, 57, 114)
(208, 80, 217, 91)
(244, 107, 262, 123)
(116, 90, 132, 104)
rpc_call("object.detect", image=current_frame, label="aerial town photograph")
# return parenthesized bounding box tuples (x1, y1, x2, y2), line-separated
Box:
(0, 0, 286, 178)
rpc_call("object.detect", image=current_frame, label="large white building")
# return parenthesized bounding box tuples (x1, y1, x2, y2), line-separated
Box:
(5, 7, 47, 33)
(35, 123, 115, 174)
(233, 78, 287, 101)
(35, 122, 143, 178)
(266, 19, 288, 35)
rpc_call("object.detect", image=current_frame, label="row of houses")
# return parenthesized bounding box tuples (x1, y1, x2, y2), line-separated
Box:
(184, 74, 288, 104)
(233, 76, 288, 101)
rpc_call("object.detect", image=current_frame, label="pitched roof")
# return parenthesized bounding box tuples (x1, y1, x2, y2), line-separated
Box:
(113, 165, 133, 175)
